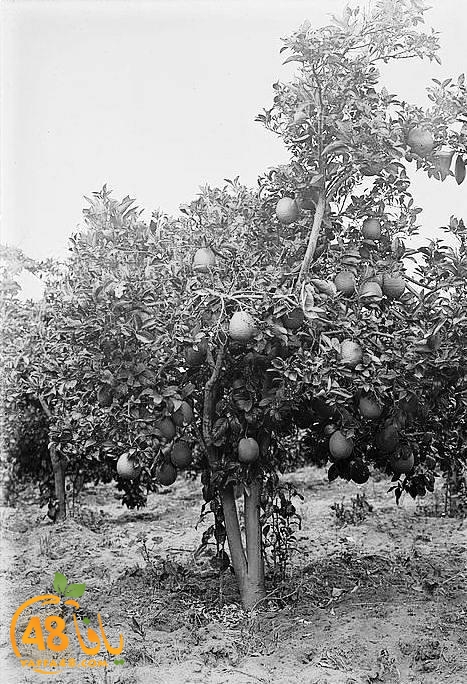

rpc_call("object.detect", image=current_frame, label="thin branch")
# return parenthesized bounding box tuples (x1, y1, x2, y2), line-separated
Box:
(404, 273, 437, 292)
(202, 343, 226, 451)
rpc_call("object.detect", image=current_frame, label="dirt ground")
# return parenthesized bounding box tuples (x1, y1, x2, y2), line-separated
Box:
(1, 466, 466, 684)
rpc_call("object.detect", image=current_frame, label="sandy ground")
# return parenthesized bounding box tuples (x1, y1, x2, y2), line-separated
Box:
(1, 467, 466, 684)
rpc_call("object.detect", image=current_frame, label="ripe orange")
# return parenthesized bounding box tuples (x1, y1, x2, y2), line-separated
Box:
(329, 431, 354, 460)
(157, 462, 177, 486)
(276, 197, 300, 224)
(116, 454, 142, 480)
(185, 339, 207, 367)
(407, 127, 434, 157)
(390, 451, 414, 474)
(359, 396, 382, 419)
(362, 218, 382, 240)
(282, 307, 305, 330)
(382, 274, 406, 299)
(339, 340, 363, 368)
(172, 401, 194, 427)
(170, 441, 193, 468)
(350, 459, 370, 484)
(97, 385, 113, 408)
(334, 271, 356, 295)
(238, 437, 260, 463)
(229, 311, 257, 343)
(193, 247, 216, 272)
(375, 425, 399, 453)
(156, 417, 176, 441)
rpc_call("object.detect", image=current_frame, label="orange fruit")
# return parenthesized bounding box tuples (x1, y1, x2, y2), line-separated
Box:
(238, 437, 260, 463)
(229, 311, 257, 343)
(362, 218, 382, 240)
(375, 425, 399, 453)
(97, 385, 113, 407)
(382, 274, 406, 299)
(156, 417, 176, 441)
(193, 247, 216, 272)
(282, 307, 304, 330)
(350, 459, 370, 484)
(407, 127, 434, 157)
(157, 462, 177, 486)
(329, 431, 354, 460)
(172, 401, 194, 427)
(334, 271, 356, 295)
(276, 198, 300, 224)
(185, 339, 207, 367)
(170, 441, 193, 468)
(339, 340, 363, 368)
(359, 396, 382, 419)
(116, 454, 142, 480)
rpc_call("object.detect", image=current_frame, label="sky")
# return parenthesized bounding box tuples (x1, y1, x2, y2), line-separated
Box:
(1, 0, 466, 264)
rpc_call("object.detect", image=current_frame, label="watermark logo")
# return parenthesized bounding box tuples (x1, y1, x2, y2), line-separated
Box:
(10, 572, 125, 675)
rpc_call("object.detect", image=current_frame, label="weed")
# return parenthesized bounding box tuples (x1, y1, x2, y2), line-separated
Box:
(331, 493, 373, 526)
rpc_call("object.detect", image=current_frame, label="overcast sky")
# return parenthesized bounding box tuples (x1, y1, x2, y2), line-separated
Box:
(2, 0, 466, 261)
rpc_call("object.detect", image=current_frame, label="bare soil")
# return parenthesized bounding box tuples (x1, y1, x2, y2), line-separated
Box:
(1, 467, 466, 684)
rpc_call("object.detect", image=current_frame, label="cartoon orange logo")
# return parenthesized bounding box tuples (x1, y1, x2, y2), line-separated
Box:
(10, 572, 124, 675)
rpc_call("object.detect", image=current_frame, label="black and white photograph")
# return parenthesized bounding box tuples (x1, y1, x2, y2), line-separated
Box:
(1, 1, 466, 682)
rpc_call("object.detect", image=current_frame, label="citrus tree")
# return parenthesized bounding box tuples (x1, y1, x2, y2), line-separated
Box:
(1, 248, 78, 518)
(7, 0, 467, 609)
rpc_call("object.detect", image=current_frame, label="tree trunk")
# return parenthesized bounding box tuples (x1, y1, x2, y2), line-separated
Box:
(243, 480, 266, 609)
(49, 444, 66, 521)
(221, 481, 266, 610)
(37, 395, 67, 521)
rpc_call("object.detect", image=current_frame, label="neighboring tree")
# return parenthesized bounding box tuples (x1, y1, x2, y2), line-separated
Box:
(7, 0, 467, 609)
(1, 248, 72, 516)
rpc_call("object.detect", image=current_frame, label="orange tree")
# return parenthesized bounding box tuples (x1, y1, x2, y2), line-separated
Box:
(8, 0, 467, 607)
(1, 248, 60, 507)
(6, 190, 174, 518)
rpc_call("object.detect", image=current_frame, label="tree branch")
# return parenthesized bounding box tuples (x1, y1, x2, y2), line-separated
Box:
(202, 343, 226, 456)
(296, 192, 327, 288)
(221, 485, 248, 577)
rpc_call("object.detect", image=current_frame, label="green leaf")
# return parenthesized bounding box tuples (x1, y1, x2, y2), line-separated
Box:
(282, 54, 306, 65)
(455, 155, 466, 185)
(65, 583, 86, 598)
(135, 332, 153, 343)
(53, 572, 68, 594)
